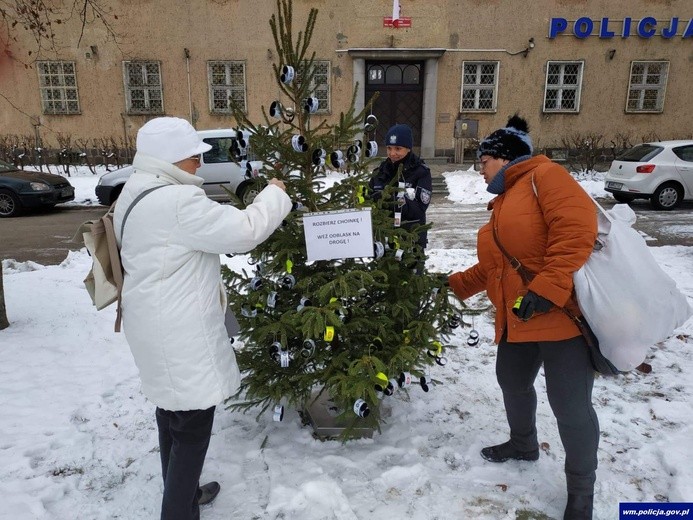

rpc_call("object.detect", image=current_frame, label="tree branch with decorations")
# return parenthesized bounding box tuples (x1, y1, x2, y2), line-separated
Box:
(222, 0, 473, 439)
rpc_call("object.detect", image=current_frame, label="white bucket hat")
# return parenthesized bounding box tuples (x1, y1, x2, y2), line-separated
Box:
(136, 117, 212, 164)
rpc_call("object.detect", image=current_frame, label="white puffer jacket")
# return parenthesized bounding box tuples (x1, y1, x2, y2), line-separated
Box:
(113, 153, 291, 411)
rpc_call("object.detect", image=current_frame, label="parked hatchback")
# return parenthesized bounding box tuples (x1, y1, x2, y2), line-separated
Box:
(95, 128, 265, 206)
(604, 140, 693, 210)
(0, 159, 75, 218)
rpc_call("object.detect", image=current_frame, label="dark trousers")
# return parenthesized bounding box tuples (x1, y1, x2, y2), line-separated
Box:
(496, 335, 599, 495)
(156, 406, 216, 520)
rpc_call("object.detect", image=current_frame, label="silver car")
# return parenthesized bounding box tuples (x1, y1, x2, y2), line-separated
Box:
(604, 140, 693, 210)
(95, 128, 265, 206)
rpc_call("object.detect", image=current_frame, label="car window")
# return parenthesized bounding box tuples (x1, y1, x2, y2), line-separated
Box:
(202, 137, 234, 164)
(0, 159, 18, 173)
(202, 136, 259, 163)
(672, 145, 693, 163)
(617, 144, 662, 162)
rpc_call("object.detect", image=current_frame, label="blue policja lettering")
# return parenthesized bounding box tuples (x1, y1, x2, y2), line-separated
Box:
(549, 17, 568, 38)
(684, 19, 693, 38)
(599, 17, 615, 38)
(661, 17, 679, 38)
(622, 17, 632, 37)
(574, 17, 594, 38)
(548, 16, 692, 39)
(637, 16, 657, 38)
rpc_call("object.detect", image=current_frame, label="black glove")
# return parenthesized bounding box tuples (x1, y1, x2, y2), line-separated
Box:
(514, 291, 553, 321)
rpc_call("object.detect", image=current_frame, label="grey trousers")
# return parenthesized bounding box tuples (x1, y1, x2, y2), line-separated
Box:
(156, 406, 216, 520)
(496, 334, 599, 495)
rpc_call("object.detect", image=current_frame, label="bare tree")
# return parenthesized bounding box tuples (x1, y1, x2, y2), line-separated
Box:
(0, 1, 120, 323)
(560, 132, 606, 174)
(119, 135, 134, 165)
(55, 132, 73, 176)
(9, 134, 28, 168)
(0, 0, 120, 59)
(0, 135, 10, 162)
(641, 131, 663, 144)
(107, 136, 120, 169)
(75, 137, 95, 174)
(95, 136, 117, 171)
(610, 131, 634, 160)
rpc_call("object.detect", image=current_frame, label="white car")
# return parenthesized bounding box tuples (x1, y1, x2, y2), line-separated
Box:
(95, 129, 265, 206)
(604, 140, 693, 210)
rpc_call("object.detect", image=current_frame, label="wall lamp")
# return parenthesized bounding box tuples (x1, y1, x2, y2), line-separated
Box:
(508, 37, 536, 57)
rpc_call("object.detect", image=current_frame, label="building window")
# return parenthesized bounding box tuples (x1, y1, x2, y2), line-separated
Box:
(461, 61, 498, 112)
(543, 61, 583, 113)
(123, 61, 163, 115)
(37, 61, 80, 115)
(626, 61, 668, 113)
(297, 60, 331, 113)
(208, 61, 246, 114)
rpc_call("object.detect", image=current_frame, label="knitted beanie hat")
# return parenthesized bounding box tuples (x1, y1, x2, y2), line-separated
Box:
(477, 115, 533, 161)
(384, 124, 413, 149)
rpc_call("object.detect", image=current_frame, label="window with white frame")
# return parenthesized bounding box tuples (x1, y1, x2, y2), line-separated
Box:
(543, 61, 583, 113)
(461, 61, 498, 111)
(37, 61, 80, 114)
(297, 60, 331, 113)
(208, 61, 246, 114)
(626, 61, 668, 113)
(123, 61, 163, 115)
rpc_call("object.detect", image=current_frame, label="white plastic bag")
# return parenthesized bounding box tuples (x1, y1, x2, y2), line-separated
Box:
(573, 201, 693, 372)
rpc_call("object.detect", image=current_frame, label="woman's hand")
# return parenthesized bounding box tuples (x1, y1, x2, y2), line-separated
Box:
(268, 178, 286, 191)
(514, 291, 553, 321)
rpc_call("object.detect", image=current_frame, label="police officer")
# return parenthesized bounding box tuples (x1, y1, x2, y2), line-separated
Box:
(369, 124, 432, 252)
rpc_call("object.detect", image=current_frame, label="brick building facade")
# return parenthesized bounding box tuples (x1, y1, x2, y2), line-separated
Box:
(1, 0, 691, 160)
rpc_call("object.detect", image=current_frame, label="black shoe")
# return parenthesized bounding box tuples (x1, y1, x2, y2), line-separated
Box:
(480, 440, 539, 463)
(198, 481, 221, 506)
(563, 494, 593, 520)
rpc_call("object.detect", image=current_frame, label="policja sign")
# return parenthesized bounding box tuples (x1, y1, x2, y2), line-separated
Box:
(302, 208, 373, 262)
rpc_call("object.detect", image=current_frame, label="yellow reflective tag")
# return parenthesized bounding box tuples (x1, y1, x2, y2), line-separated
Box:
(324, 326, 335, 342)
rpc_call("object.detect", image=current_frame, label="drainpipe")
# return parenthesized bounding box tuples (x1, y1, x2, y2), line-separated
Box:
(184, 48, 193, 126)
(120, 112, 130, 162)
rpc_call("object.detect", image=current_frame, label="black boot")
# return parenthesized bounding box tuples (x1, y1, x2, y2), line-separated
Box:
(563, 494, 593, 520)
(198, 481, 221, 506)
(480, 440, 539, 463)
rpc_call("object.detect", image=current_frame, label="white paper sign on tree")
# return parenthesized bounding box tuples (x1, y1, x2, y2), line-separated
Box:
(303, 208, 373, 261)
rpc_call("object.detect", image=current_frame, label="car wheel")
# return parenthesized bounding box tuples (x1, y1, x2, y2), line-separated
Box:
(612, 193, 635, 203)
(237, 181, 264, 206)
(0, 189, 22, 218)
(650, 182, 683, 211)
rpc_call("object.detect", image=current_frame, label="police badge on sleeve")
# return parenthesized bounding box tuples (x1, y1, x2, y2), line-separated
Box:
(418, 187, 432, 204)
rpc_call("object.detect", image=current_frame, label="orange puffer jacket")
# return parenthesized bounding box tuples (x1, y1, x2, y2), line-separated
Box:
(449, 155, 597, 344)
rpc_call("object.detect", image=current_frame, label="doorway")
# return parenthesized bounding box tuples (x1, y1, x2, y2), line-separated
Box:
(365, 61, 424, 155)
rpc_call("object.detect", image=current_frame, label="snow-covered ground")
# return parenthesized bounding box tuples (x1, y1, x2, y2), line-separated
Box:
(1, 166, 691, 519)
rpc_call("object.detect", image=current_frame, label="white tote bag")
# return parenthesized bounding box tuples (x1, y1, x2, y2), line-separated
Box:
(573, 200, 693, 372)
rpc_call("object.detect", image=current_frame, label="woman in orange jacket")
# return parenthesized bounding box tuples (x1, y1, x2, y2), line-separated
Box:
(448, 115, 598, 520)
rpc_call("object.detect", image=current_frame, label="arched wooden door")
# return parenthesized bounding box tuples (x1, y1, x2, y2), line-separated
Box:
(365, 61, 424, 155)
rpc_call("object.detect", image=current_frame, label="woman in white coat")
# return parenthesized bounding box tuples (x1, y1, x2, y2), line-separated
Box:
(113, 117, 292, 520)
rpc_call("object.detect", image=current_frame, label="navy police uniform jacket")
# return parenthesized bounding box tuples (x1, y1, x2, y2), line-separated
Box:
(369, 152, 432, 247)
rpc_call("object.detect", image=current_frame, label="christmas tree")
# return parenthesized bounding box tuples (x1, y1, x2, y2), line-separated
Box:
(222, 0, 468, 438)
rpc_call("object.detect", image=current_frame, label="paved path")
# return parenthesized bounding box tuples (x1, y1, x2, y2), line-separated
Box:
(1, 166, 691, 266)
(427, 162, 487, 250)
(426, 162, 693, 250)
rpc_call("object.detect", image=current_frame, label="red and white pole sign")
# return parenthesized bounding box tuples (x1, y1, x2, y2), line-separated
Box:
(384, 0, 412, 28)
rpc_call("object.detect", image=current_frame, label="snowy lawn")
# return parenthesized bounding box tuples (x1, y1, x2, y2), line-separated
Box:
(1, 166, 691, 519)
